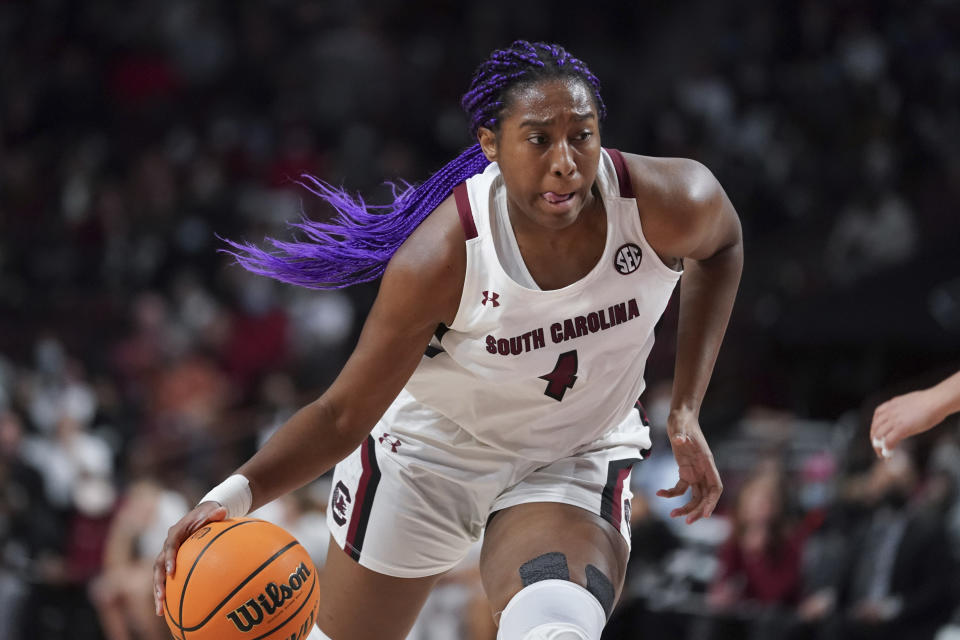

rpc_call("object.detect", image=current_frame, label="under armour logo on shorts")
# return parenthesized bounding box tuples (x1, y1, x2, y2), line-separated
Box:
(378, 433, 402, 453)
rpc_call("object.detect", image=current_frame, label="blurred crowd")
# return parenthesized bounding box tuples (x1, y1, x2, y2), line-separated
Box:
(1, 1, 958, 639)
(609, 393, 960, 640)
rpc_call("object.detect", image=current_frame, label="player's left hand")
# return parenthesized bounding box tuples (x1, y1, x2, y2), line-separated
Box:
(656, 409, 722, 524)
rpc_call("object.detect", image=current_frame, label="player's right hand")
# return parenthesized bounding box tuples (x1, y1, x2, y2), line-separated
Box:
(657, 409, 723, 524)
(153, 501, 227, 617)
(869, 388, 940, 459)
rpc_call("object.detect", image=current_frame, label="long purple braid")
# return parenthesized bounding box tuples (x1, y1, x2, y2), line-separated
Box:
(225, 41, 605, 289)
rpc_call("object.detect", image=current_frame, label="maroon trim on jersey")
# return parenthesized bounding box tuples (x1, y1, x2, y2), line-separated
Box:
(601, 457, 640, 530)
(345, 436, 381, 561)
(453, 182, 478, 240)
(605, 148, 634, 199)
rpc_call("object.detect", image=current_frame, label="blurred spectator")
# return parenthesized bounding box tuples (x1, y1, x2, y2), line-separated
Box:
(708, 469, 803, 609)
(789, 509, 853, 639)
(405, 540, 495, 640)
(703, 468, 805, 639)
(926, 432, 960, 548)
(824, 189, 918, 287)
(22, 339, 97, 437)
(110, 293, 179, 411)
(823, 451, 957, 640)
(89, 478, 188, 640)
(0, 409, 60, 640)
(603, 493, 684, 640)
(220, 275, 290, 397)
(20, 412, 113, 512)
(624, 493, 683, 597)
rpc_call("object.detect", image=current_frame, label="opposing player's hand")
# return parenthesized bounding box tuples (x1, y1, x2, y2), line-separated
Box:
(656, 410, 722, 524)
(869, 389, 939, 459)
(153, 501, 227, 616)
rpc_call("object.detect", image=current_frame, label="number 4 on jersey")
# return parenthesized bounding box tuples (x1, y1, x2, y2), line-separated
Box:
(539, 350, 578, 401)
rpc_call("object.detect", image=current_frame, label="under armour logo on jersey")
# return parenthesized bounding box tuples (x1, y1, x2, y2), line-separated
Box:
(614, 243, 642, 274)
(481, 290, 500, 307)
(331, 481, 351, 526)
(378, 433, 402, 453)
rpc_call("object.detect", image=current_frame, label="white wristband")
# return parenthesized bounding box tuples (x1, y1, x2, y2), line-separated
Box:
(199, 474, 253, 518)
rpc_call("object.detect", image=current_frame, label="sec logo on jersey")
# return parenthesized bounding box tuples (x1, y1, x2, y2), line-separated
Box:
(614, 244, 642, 274)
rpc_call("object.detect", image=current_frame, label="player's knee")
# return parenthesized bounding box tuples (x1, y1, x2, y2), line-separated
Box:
(497, 580, 605, 640)
(517, 552, 615, 617)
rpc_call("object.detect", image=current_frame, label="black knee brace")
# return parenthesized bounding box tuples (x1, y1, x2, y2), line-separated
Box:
(517, 552, 614, 616)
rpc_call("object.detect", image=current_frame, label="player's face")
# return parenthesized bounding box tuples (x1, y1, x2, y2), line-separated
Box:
(478, 78, 602, 231)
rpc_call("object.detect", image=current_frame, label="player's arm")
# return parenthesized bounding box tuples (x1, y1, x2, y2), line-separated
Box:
(870, 369, 960, 456)
(153, 197, 466, 613)
(625, 154, 744, 523)
(234, 201, 466, 510)
(639, 157, 743, 424)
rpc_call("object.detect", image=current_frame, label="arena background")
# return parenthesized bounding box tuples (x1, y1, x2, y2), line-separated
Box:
(1, 1, 958, 639)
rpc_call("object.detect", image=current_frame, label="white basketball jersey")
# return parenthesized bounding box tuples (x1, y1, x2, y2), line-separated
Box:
(401, 149, 682, 461)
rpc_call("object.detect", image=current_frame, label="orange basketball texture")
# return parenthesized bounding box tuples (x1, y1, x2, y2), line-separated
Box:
(164, 518, 320, 640)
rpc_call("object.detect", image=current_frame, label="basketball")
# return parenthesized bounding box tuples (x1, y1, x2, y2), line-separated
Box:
(164, 518, 320, 640)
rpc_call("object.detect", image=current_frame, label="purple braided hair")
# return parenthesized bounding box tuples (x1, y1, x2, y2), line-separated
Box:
(225, 41, 605, 289)
(461, 40, 607, 137)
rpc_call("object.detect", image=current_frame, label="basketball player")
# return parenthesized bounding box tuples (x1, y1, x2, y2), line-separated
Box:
(154, 41, 743, 640)
(870, 370, 960, 459)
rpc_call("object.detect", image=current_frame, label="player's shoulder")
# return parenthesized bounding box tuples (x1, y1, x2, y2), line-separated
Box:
(617, 153, 728, 260)
(389, 194, 465, 274)
(381, 193, 467, 324)
(618, 153, 722, 215)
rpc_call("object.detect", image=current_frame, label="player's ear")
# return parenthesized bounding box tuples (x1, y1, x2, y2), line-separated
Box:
(478, 127, 497, 162)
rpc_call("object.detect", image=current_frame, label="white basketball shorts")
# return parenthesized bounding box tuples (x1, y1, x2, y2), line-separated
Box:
(326, 389, 652, 578)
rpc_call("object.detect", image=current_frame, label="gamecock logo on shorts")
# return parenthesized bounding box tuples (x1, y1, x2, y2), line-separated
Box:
(614, 244, 642, 275)
(331, 481, 351, 526)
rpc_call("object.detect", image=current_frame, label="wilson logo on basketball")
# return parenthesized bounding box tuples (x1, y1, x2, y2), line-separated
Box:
(614, 244, 642, 274)
(225, 562, 312, 632)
